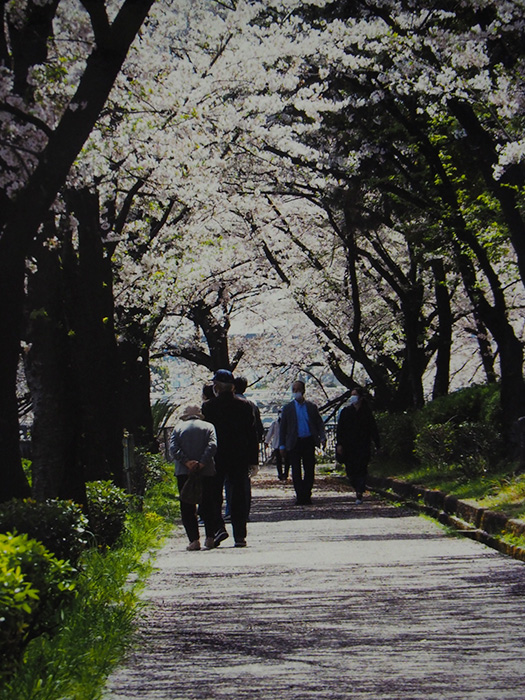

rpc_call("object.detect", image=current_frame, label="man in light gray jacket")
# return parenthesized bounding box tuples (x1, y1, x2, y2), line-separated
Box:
(170, 405, 217, 551)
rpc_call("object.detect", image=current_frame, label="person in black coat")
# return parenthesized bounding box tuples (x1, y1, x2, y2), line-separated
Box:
(202, 369, 259, 548)
(336, 387, 380, 504)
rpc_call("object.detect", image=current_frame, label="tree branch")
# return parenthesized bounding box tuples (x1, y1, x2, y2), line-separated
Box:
(79, 0, 111, 47)
(0, 101, 53, 137)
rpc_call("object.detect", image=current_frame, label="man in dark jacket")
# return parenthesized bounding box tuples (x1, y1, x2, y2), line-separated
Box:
(336, 387, 380, 504)
(279, 380, 326, 505)
(202, 369, 259, 548)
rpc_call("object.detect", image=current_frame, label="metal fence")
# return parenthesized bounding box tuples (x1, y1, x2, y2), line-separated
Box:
(160, 421, 337, 465)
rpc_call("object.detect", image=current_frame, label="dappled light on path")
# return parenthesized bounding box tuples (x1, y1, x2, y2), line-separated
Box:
(103, 469, 525, 700)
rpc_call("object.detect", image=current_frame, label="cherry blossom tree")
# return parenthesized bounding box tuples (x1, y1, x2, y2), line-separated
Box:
(0, 0, 155, 501)
(4, 0, 525, 505)
(211, 0, 525, 426)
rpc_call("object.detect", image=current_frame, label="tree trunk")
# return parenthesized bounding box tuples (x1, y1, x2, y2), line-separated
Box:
(188, 299, 232, 371)
(24, 242, 87, 504)
(66, 188, 124, 485)
(0, 0, 154, 498)
(448, 99, 525, 289)
(0, 255, 31, 502)
(119, 336, 155, 450)
(454, 242, 525, 431)
(470, 311, 498, 385)
(431, 258, 452, 399)
(401, 285, 426, 409)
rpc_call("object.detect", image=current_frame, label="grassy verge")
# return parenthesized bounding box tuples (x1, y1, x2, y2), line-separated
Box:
(370, 457, 525, 522)
(0, 475, 178, 700)
(318, 454, 525, 524)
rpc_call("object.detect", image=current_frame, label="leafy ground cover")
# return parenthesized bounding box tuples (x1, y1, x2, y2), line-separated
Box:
(0, 468, 178, 700)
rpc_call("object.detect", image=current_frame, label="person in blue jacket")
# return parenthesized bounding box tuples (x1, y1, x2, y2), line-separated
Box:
(279, 380, 326, 505)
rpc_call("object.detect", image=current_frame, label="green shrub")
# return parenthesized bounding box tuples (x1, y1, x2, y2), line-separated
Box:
(141, 460, 180, 522)
(86, 481, 132, 549)
(414, 384, 502, 430)
(137, 449, 169, 490)
(0, 532, 76, 675)
(0, 499, 89, 565)
(376, 411, 416, 462)
(414, 420, 500, 480)
(413, 422, 457, 469)
(21, 460, 32, 487)
(0, 483, 174, 700)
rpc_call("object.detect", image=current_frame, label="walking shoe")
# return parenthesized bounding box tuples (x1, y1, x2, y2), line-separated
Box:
(214, 528, 229, 547)
(355, 496, 363, 505)
(204, 536, 215, 549)
(186, 540, 201, 551)
(234, 540, 247, 547)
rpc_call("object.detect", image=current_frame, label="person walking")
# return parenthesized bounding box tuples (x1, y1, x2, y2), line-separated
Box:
(232, 375, 264, 519)
(169, 405, 217, 551)
(202, 369, 259, 548)
(336, 387, 380, 504)
(279, 380, 326, 505)
(233, 376, 264, 443)
(265, 410, 289, 480)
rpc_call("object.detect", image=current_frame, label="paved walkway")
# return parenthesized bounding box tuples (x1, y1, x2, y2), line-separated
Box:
(103, 470, 525, 700)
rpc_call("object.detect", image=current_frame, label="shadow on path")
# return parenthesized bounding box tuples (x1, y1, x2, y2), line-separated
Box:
(103, 472, 525, 700)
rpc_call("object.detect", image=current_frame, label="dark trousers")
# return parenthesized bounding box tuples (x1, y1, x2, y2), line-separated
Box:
(176, 474, 215, 543)
(345, 459, 368, 497)
(210, 470, 250, 543)
(288, 436, 316, 503)
(274, 449, 289, 480)
(224, 475, 252, 518)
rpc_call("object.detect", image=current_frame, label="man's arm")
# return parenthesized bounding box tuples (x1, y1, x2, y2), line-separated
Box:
(309, 403, 326, 445)
(199, 426, 218, 464)
(279, 405, 289, 451)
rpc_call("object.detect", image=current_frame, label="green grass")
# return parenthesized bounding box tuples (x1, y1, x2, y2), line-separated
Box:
(0, 473, 178, 700)
(372, 456, 525, 521)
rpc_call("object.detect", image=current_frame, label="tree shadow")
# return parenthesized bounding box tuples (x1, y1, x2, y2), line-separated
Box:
(250, 479, 413, 523)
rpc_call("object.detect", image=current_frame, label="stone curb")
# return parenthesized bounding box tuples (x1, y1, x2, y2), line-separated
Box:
(368, 475, 525, 563)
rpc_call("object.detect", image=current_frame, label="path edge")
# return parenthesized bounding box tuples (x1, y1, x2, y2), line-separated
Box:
(368, 475, 525, 563)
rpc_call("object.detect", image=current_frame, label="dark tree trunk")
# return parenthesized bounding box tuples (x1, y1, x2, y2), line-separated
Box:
(119, 336, 155, 450)
(470, 312, 498, 384)
(24, 240, 87, 504)
(0, 0, 154, 499)
(0, 255, 31, 502)
(454, 242, 525, 431)
(403, 109, 525, 433)
(431, 258, 452, 399)
(401, 285, 426, 409)
(188, 298, 232, 371)
(66, 188, 124, 485)
(393, 360, 419, 409)
(494, 324, 525, 432)
(448, 99, 525, 289)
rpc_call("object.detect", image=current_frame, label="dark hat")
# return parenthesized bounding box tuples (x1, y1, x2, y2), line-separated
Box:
(212, 369, 234, 384)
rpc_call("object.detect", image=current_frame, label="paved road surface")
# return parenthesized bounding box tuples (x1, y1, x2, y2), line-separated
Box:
(103, 471, 525, 700)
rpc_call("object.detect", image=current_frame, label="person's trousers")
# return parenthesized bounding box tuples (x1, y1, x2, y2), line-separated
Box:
(288, 436, 316, 503)
(345, 460, 368, 497)
(274, 449, 290, 479)
(210, 470, 250, 542)
(176, 474, 215, 542)
(224, 474, 252, 518)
